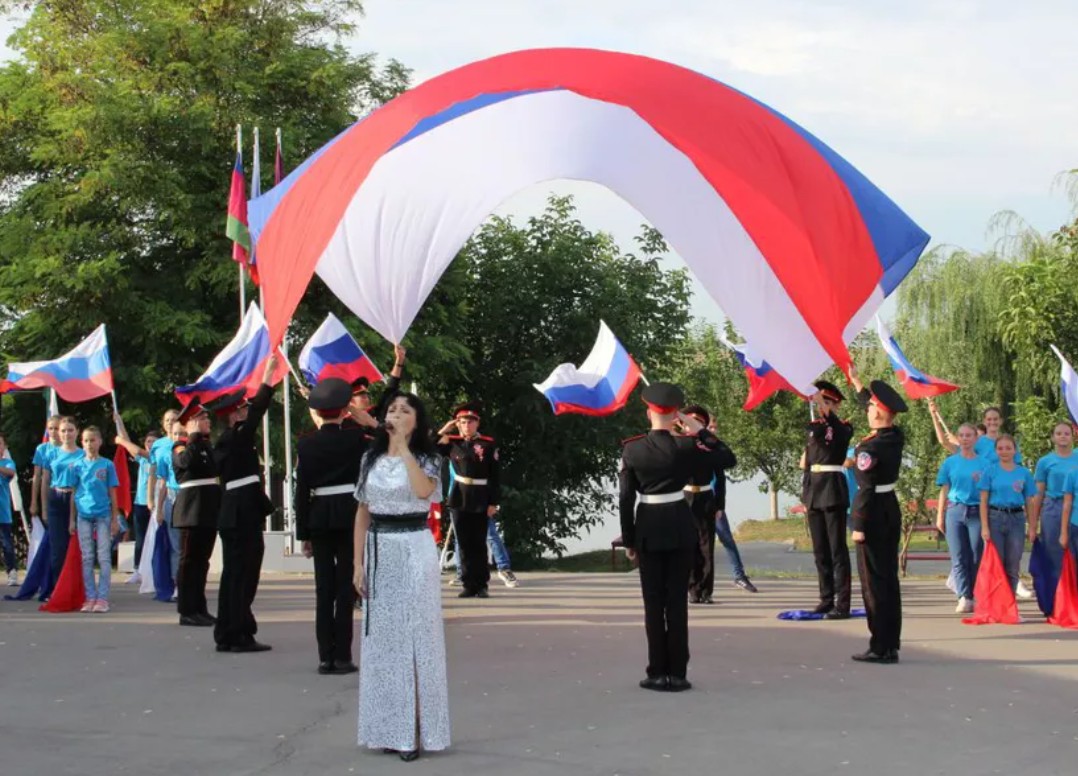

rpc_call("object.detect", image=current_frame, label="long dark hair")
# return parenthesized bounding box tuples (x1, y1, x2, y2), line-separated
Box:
(356, 392, 438, 493)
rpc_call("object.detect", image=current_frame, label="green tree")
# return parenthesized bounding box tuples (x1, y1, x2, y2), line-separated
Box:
(0, 0, 407, 467)
(418, 197, 692, 560)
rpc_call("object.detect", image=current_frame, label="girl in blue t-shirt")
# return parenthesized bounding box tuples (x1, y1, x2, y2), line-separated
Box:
(62, 426, 120, 612)
(1058, 466, 1078, 568)
(935, 423, 988, 612)
(42, 416, 84, 599)
(927, 401, 1022, 464)
(1030, 422, 1078, 578)
(978, 435, 1035, 593)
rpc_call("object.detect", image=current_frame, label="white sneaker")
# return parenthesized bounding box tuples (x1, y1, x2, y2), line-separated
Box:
(1015, 581, 1033, 600)
(170, 591, 178, 602)
(955, 597, 974, 614)
(125, 572, 142, 585)
(497, 569, 519, 588)
(6, 570, 17, 587)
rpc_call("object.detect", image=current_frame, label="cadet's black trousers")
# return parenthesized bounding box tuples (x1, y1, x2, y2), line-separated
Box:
(177, 526, 216, 617)
(215, 525, 264, 646)
(311, 528, 355, 662)
(638, 546, 694, 679)
(808, 506, 852, 613)
(451, 509, 490, 593)
(688, 514, 716, 601)
(856, 497, 902, 654)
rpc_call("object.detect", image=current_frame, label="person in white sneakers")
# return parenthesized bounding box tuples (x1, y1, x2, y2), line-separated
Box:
(0, 433, 18, 587)
(934, 424, 989, 614)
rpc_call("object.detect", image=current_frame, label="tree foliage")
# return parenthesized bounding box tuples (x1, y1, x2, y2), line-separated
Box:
(0, 0, 407, 462)
(418, 197, 692, 559)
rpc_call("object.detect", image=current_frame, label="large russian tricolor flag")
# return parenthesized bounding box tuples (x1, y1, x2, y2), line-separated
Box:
(533, 321, 641, 416)
(298, 313, 383, 386)
(175, 303, 287, 403)
(876, 317, 958, 399)
(717, 333, 803, 411)
(1, 325, 113, 403)
(248, 48, 930, 395)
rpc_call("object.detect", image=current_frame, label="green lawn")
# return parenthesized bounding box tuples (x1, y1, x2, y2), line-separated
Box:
(735, 517, 948, 552)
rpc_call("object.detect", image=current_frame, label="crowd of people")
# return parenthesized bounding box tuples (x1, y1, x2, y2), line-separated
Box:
(5, 349, 1078, 763)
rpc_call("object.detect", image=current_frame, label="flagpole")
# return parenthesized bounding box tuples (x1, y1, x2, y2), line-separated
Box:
(252, 126, 273, 530)
(236, 125, 246, 319)
(274, 126, 295, 551)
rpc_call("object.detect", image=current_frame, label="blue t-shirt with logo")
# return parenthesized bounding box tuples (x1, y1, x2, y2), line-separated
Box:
(0, 455, 15, 525)
(979, 464, 1035, 509)
(59, 457, 119, 518)
(1033, 452, 1078, 499)
(49, 448, 85, 488)
(936, 453, 989, 506)
(151, 436, 179, 490)
(974, 435, 1022, 465)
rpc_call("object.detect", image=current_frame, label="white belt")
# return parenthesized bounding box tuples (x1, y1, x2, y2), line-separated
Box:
(455, 476, 488, 486)
(312, 484, 354, 497)
(179, 478, 219, 490)
(683, 485, 711, 494)
(810, 464, 845, 473)
(639, 491, 686, 505)
(225, 475, 260, 491)
(875, 483, 896, 493)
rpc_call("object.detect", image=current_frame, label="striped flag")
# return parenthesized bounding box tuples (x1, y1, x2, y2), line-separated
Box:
(1050, 345, 1078, 425)
(716, 333, 803, 410)
(875, 317, 958, 398)
(226, 126, 252, 268)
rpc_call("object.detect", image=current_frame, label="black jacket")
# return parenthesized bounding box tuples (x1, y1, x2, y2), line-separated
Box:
(438, 434, 500, 513)
(618, 429, 721, 551)
(294, 423, 368, 540)
(801, 411, 854, 510)
(171, 433, 220, 529)
(214, 383, 275, 530)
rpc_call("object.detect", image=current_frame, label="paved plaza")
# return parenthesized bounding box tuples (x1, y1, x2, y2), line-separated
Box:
(2, 568, 1076, 775)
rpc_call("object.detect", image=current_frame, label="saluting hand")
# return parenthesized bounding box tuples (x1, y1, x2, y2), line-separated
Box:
(677, 412, 704, 434)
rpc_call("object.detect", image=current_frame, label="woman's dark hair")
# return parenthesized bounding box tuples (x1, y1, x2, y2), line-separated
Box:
(982, 406, 1003, 420)
(355, 392, 437, 493)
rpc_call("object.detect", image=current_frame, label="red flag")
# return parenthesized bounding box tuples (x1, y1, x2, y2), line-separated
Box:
(1048, 550, 1078, 629)
(962, 541, 1019, 625)
(427, 502, 444, 545)
(113, 446, 132, 517)
(40, 535, 86, 613)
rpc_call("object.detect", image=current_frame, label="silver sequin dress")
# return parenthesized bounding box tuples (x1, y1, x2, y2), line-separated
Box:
(354, 453, 450, 752)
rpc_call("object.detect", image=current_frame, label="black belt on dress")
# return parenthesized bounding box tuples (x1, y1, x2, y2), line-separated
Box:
(365, 513, 430, 635)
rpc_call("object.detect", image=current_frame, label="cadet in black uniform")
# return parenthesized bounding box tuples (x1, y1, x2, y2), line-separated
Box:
(681, 405, 737, 605)
(619, 383, 723, 692)
(294, 378, 371, 675)
(206, 357, 277, 654)
(800, 380, 855, 618)
(436, 401, 500, 598)
(848, 366, 907, 664)
(171, 397, 220, 627)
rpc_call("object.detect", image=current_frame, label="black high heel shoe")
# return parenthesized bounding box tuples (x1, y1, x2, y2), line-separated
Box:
(399, 749, 420, 762)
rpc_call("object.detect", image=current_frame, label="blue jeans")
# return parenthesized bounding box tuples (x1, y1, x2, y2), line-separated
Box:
(1039, 497, 1065, 579)
(988, 508, 1026, 592)
(944, 502, 982, 599)
(78, 516, 113, 601)
(164, 489, 180, 582)
(111, 514, 130, 554)
(0, 523, 15, 572)
(454, 517, 511, 574)
(714, 511, 746, 580)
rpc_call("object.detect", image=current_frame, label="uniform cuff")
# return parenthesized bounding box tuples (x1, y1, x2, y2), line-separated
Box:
(851, 514, 866, 532)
